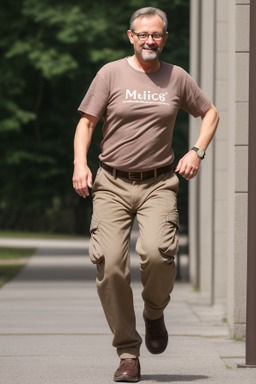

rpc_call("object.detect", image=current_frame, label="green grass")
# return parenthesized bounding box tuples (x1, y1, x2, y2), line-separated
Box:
(0, 265, 27, 288)
(0, 247, 35, 260)
(230, 336, 245, 342)
(0, 230, 84, 239)
(0, 247, 35, 288)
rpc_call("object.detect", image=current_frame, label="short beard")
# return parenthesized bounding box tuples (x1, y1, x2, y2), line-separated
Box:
(141, 48, 159, 61)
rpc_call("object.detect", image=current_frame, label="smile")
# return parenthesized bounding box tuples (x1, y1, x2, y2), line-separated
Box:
(143, 47, 157, 51)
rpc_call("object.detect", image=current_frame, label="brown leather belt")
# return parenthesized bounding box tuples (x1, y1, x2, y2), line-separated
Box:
(100, 162, 174, 181)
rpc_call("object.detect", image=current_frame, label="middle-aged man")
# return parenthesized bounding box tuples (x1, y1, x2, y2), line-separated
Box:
(73, 7, 219, 383)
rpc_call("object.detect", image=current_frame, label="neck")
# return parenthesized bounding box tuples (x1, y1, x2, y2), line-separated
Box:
(128, 55, 161, 73)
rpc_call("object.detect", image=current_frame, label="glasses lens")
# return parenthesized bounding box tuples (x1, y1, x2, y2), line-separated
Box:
(138, 33, 148, 40)
(152, 33, 163, 41)
(136, 33, 163, 41)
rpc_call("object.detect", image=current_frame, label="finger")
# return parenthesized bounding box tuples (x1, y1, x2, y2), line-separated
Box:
(175, 160, 182, 173)
(73, 183, 87, 198)
(77, 185, 89, 198)
(83, 186, 90, 197)
(87, 173, 93, 189)
(187, 168, 195, 180)
(73, 178, 89, 197)
(177, 162, 188, 177)
(186, 167, 199, 180)
(180, 166, 192, 180)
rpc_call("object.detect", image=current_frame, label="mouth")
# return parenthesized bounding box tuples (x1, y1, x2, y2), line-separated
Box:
(143, 47, 158, 52)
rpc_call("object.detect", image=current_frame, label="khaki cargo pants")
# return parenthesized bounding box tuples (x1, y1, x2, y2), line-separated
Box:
(89, 166, 179, 357)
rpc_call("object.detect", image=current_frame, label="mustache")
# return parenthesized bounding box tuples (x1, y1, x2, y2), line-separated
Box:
(142, 45, 158, 50)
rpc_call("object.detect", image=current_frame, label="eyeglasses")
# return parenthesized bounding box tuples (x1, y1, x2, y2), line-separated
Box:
(132, 31, 165, 41)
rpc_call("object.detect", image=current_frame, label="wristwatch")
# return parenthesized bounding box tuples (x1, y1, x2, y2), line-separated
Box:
(191, 146, 206, 159)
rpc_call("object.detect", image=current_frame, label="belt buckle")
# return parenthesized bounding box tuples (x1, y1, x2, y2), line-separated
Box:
(128, 171, 143, 181)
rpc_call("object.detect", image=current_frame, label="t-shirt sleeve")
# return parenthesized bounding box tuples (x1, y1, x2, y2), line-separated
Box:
(78, 73, 109, 118)
(181, 71, 212, 117)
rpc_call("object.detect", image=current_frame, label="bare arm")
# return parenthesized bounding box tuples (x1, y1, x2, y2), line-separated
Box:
(175, 104, 219, 180)
(72, 113, 99, 198)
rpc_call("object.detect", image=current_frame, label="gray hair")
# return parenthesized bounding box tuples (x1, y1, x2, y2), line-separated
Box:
(130, 7, 168, 34)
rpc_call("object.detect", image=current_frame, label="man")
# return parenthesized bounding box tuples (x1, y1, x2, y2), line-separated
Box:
(73, 7, 219, 382)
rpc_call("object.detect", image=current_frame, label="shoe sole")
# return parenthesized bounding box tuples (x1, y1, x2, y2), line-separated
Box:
(114, 375, 140, 382)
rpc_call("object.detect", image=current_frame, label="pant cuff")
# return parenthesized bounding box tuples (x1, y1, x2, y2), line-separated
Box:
(117, 346, 140, 358)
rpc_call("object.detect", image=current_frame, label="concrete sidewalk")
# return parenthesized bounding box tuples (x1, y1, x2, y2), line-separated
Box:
(0, 236, 255, 383)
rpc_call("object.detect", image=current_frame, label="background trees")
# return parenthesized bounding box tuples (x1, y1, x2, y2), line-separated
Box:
(0, 0, 189, 234)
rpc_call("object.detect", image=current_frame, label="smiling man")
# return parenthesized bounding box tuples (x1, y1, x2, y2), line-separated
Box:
(73, 7, 219, 382)
(127, 10, 168, 67)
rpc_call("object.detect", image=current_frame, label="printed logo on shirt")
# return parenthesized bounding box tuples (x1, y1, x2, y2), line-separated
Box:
(123, 89, 169, 105)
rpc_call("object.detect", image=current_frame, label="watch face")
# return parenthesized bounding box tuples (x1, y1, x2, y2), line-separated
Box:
(197, 149, 205, 158)
(191, 146, 205, 159)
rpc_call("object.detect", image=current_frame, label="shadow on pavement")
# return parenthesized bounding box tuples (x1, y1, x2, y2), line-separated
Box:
(16, 256, 188, 283)
(141, 374, 210, 382)
(33, 248, 87, 256)
(14, 232, 188, 283)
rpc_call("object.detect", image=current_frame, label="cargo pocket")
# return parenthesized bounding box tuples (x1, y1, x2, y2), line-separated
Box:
(158, 211, 179, 258)
(89, 214, 104, 264)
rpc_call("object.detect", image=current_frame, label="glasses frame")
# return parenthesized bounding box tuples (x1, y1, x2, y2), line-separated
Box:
(132, 31, 165, 42)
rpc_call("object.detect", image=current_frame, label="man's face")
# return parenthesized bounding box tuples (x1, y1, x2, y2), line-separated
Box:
(127, 15, 168, 62)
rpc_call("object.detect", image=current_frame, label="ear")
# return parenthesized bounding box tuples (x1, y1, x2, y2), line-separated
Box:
(127, 30, 134, 45)
(163, 32, 168, 44)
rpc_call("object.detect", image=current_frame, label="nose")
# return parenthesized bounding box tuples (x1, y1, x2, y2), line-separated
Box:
(146, 34, 155, 43)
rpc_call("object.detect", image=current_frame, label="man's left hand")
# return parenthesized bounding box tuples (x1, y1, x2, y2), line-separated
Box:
(175, 150, 201, 180)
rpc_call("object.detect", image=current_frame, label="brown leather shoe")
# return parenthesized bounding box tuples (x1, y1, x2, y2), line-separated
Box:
(143, 311, 168, 354)
(114, 358, 141, 382)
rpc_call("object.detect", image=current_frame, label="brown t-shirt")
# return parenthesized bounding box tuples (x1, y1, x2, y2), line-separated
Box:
(78, 58, 211, 171)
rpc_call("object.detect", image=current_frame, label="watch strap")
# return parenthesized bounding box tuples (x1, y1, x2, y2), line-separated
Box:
(191, 146, 206, 159)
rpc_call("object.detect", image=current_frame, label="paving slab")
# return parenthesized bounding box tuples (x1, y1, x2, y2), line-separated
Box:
(0, 237, 255, 383)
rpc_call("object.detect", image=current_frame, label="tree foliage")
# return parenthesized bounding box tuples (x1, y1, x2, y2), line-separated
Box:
(0, 0, 189, 234)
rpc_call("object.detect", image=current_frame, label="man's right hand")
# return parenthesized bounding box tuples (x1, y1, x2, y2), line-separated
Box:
(72, 163, 93, 198)
(72, 113, 99, 198)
